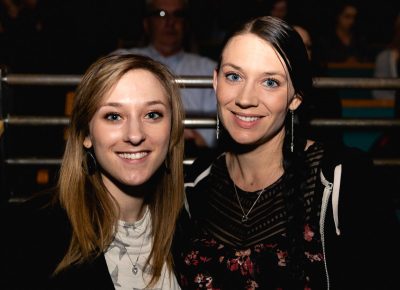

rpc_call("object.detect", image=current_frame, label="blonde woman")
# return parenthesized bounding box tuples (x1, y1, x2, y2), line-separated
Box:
(3, 54, 185, 289)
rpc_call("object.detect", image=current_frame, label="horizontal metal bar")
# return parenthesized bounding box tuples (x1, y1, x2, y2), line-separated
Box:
(3, 74, 400, 89)
(5, 116, 70, 126)
(5, 157, 400, 167)
(4, 116, 220, 127)
(309, 118, 400, 128)
(2, 75, 215, 87)
(3, 74, 82, 86)
(8, 197, 30, 203)
(373, 159, 400, 167)
(5, 158, 62, 165)
(4, 116, 400, 128)
(313, 77, 400, 89)
(183, 118, 216, 127)
(174, 76, 213, 88)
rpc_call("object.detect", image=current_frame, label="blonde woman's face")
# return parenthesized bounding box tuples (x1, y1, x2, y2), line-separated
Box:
(84, 69, 171, 192)
(213, 33, 301, 146)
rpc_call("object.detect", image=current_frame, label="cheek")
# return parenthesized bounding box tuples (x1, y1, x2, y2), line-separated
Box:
(270, 100, 289, 114)
(262, 89, 290, 112)
(151, 22, 164, 33)
(216, 82, 234, 105)
(175, 22, 185, 31)
(152, 122, 171, 148)
(154, 130, 171, 166)
(90, 123, 121, 149)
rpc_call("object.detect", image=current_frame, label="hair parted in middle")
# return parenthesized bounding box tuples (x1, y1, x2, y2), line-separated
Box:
(55, 53, 185, 286)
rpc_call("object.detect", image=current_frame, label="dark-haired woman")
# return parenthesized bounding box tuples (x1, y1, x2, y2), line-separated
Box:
(176, 16, 399, 290)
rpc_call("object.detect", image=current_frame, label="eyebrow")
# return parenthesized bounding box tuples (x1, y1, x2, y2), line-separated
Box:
(101, 100, 168, 108)
(221, 63, 287, 78)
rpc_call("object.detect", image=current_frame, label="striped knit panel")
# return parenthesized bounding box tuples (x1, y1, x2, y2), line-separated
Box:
(191, 143, 325, 249)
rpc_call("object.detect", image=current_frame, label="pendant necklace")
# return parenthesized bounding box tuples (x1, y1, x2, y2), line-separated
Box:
(233, 183, 267, 222)
(129, 232, 145, 275)
(116, 207, 149, 275)
(117, 229, 146, 275)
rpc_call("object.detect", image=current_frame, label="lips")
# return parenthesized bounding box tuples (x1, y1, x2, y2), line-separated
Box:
(235, 114, 261, 122)
(118, 152, 149, 160)
(231, 111, 265, 129)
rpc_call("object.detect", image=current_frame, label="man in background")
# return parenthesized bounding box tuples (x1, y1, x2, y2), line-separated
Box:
(113, 0, 217, 153)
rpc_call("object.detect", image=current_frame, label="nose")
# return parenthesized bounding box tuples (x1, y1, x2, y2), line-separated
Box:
(235, 81, 259, 108)
(125, 118, 146, 145)
(164, 15, 177, 27)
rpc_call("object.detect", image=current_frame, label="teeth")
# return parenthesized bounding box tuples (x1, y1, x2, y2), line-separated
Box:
(118, 152, 148, 160)
(236, 115, 259, 122)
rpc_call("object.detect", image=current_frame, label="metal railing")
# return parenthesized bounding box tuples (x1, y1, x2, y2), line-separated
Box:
(4, 116, 400, 128)
(1, 73, 400, 201)
(3, 74, 400, 89)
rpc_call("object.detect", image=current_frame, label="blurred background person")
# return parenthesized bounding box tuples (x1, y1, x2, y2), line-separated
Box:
(112, 0, 218, 156)
(372, 12, 400, 102)
(315, 1, 371, 64)
(266, 0, 288, 21)
(0, 0, 19, 67)
(370, 12, 400, 159)
(0, 0, 46, 72)
(293, 25, 312, 59)
(294, 23, 343, 147)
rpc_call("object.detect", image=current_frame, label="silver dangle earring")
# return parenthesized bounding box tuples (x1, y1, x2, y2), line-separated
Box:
(290, 110, 294, 153)
(216, 114, 220, 140)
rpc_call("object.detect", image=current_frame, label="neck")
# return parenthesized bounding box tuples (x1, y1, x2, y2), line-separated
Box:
(227, 132, 285, 192)
(117, 194, 147, 223)
(101, 174, 148, 223)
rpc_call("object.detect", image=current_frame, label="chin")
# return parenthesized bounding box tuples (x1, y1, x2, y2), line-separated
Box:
(125, 174, 154, 186)
(231, 133, 258, 144)
(114, 172, 152, 187)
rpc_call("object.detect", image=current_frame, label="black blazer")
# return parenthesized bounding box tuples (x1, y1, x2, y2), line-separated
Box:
(1, 193, 115, 290)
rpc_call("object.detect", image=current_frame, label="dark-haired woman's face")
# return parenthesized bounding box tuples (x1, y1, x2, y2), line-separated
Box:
(213, 33, 301, 146)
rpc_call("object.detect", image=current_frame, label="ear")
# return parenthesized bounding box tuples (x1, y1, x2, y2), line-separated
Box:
(83, 136, 92, 149)
(289, 94, 302, 111)
(213, 69, 218, 92)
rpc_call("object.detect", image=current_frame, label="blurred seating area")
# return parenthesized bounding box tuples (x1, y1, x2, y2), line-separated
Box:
(0, 1, 399, 220)
(0, 1, 398, 73)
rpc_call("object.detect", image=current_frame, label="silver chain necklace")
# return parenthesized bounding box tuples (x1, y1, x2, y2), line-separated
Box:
(233, 183, 267, 222)
(116, 208, 149, 275)
(117, 229, 146, 275)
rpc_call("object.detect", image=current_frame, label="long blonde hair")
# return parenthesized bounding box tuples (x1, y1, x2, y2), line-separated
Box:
(55, 54, 185, 286)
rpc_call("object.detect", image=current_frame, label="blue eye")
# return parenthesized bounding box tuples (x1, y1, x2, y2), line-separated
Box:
(264, 78, 279, 88)
(145, 111, 162, 119)
(105, 113, 122, 121)
(226, 73, 241, 82)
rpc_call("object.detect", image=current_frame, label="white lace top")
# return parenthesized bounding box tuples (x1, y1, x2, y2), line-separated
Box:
(105, 207, 180, 290)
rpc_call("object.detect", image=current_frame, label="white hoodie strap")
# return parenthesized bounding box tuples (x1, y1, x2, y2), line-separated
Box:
(320, 165, 342, 236)
(332, 165, 342, 235)
(319, 171, 332, 234)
